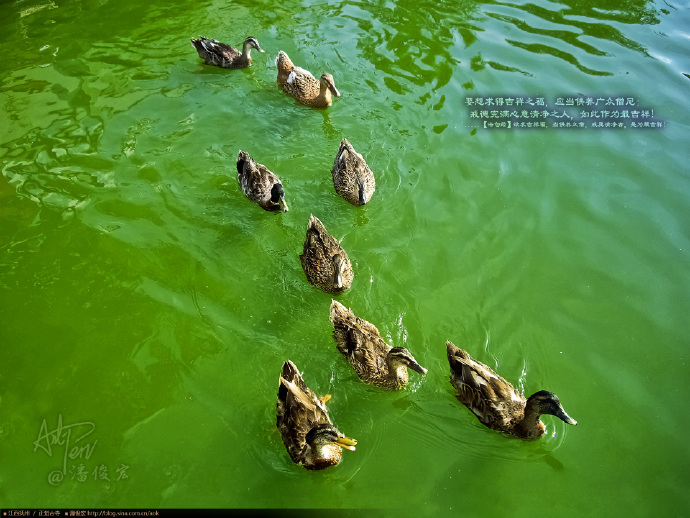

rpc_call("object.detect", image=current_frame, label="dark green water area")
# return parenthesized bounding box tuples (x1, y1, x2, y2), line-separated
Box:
(1, 0, 689, 514)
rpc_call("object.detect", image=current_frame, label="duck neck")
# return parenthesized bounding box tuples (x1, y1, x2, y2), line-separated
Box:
(385, 357, 409, 388)
(332, 259, 343, 288)
(318, 83, 333, 106)
(358, 182, 367, 205)
(241, 42, 253, 63)
(306, 443, 341, 470)
(515, 401, 546, 440)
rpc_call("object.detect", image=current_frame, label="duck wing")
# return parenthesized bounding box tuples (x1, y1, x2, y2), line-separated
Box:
(446, 341, 525, 431)
(191, 37, 240, 67)
(281, 65, 320, 99)
(236, 150, 280, 208)
(330, 301, 391, 378)
(276, 50, 295, 84)
(332, 138, 376, 205)
(300, 219, 330, 272)
(300, 215, 352, 292)
(276, 361, 332, 465)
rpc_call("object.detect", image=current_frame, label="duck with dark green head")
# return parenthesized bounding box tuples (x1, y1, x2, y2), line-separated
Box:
(276, 360, 356, 470)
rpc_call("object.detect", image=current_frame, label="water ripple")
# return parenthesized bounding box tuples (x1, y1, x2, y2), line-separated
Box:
(474, 0, 660, 76)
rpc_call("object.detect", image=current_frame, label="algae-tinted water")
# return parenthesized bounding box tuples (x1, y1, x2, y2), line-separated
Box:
(1, 0, 689, 514)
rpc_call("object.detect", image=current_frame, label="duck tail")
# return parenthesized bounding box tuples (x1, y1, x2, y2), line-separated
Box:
(335, 138, 350, 167)
(329, 299, 349, 322)
(191, 36, 216, 63)
(276, 50, 294, 83)
(279, 360, 310, 398)
(277, 361, 296, 424)
(446, 340, 469, 366)
(307, 213, 319, 229)
(190, 36, 203, 51)
(236, 149, 251, 178)
(280, 360, 299, 384)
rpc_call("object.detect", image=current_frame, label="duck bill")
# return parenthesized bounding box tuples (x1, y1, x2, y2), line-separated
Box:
(279, 196, 289, 212)
(333, 268, 343, 289)
(358, 184, 367, 205)
(409, 362, 428, 375)
(556, 408, 577, 426)
(331, 85, 341, 98)
(336, 436, 357, 452)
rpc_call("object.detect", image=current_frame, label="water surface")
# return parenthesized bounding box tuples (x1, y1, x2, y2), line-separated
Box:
(1, 0, 689, 514)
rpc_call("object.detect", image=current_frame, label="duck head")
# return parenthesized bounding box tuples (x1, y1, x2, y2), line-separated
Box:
(357, 178, 369, 205)
(243, 36, 265, 54)
(388, 347, 428, 375)
(332, 253, 346, 288)
(304, 423, 357, 467)
(320, 73, 341, 99)
(270, 183, 289, 212)
(528, 390, 577, 425)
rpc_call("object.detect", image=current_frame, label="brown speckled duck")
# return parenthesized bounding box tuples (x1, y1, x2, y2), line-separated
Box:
(446, 340, 577, 440)
(276, 360, 357, 470)
(332, 138, 375, 205)
(236, 150, 288, 212)
(329, 300, 427, 389)
(191, 36, 264, 69)
(300, 215, 353, 293)
(275, 51, 340, 108)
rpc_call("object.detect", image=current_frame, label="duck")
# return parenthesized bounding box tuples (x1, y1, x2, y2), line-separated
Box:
(445, 340, 577, 440)
(276, 360, 357, 470)
(329, 300, 427, 389)
(300, 215, 353, 293)
(275, 51, 340, 108)
(332, 138, 376, 205)
(190, 36, 264, 69)
(236, 150, 288, 212)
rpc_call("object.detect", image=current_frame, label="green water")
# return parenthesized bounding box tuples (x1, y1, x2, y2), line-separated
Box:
(1, 0, 689, 514)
